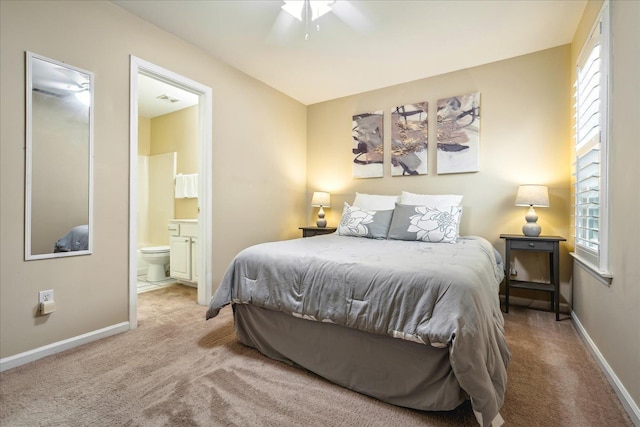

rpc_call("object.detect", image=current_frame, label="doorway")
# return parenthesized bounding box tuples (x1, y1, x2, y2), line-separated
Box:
(128, 56, 213, 329)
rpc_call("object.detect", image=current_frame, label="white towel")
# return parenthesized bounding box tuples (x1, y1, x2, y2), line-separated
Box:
(184, 173, 198, 198)
(175, 173, 198, 199)
(175, 174, 185, 198)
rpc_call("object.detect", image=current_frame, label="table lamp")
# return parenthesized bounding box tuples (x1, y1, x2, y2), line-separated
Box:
(311, 192, 331, 228)
(515, 185, 549, 237)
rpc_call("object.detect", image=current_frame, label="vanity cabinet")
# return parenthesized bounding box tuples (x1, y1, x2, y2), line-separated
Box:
(170, 236, 191, 280)
(169, 220, 198, 283)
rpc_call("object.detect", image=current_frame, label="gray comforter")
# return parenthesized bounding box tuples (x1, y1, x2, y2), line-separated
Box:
(207, 234, 510, 426)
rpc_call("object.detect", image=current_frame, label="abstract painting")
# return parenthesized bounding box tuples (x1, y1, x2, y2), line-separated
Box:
(436, 92, 480, 174)
(391, 103, 428, 176)
(352, 111, 384, 178)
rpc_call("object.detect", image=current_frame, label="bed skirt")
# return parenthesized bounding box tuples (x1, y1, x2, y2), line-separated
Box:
(233, 304, 468, 411)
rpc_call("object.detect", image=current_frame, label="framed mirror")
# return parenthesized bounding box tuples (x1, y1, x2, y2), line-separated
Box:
(25, 52, 94, 260)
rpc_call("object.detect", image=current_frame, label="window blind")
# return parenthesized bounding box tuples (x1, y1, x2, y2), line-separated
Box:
(573, 2, 609, 273)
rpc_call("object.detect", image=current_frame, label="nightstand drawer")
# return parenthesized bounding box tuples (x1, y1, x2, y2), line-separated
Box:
(510, 240, 554, 251)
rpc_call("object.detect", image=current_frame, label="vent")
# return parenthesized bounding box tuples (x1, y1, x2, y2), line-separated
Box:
(156, 94, 180, 103)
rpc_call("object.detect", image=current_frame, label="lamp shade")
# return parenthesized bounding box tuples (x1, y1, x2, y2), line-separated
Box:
(311, 191, 331, 207)
(515, 185, 549, 207)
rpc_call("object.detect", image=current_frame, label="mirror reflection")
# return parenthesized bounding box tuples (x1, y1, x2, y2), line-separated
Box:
(26, 52, 93, 260)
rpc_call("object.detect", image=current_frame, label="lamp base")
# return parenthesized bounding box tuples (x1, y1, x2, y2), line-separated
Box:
(522, 206, 541, 237)
(522, 223, 541, 237)
(316, 206, 327, 228)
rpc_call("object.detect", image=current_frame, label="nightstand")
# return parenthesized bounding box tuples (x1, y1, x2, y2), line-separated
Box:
(299, 226, 337, 238)
(500, 234, 566, 321)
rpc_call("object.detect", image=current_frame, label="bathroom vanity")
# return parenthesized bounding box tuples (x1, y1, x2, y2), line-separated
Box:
(168, 219, 198, 284)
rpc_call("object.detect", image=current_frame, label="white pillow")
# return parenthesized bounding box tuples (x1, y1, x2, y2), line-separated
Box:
(400, 191, 463, 209)
(352, 192, 400, 211)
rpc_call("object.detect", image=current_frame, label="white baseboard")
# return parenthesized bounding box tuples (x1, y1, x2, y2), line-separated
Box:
(571, 311, 640, 426)
(0, 322, 129, 372)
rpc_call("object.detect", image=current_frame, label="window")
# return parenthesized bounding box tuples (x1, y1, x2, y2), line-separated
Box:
(573, 1, 611, 278)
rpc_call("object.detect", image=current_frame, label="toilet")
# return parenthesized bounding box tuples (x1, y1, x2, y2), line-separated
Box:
(140, 246, 170, 282)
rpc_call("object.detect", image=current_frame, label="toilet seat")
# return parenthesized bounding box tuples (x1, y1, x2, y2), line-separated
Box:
(141, 245, 170, 254)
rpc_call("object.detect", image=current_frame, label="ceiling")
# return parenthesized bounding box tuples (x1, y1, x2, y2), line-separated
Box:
(114, 0, 586, 106)
(137, 74, 199, 118)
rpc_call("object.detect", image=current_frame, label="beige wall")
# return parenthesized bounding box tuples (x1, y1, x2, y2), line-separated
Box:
(150, 106, 198, 220)
(138, 116, 151, 156)
(137, 117, 152, 245)
(147, 152, 176, 246)
(0, 0, 306, 358)
(570, 0, 640, 411)
(139, 105, 199, 245)
(307, 45, 573, 300)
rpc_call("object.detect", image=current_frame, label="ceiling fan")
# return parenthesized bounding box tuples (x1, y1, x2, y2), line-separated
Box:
(281, 0, 336, 40)
(275, 0, 373, 42)
(31, 61, 90, 106)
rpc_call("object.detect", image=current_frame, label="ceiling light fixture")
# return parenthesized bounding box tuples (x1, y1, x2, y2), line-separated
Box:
(282, 0, 335, 40)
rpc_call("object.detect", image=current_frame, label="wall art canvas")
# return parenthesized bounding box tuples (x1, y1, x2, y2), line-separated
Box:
(391, 102, 428, 176)
(436, 92, 480, 174)
(352, 111, 384, 178)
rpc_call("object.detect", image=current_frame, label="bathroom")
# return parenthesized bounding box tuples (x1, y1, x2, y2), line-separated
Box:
(137, 74, 199, 294)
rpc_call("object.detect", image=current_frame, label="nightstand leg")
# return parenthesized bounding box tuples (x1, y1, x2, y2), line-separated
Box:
(549, 252, 555, 315)
(505, 279, 509, 313)
(553, 244, 560, 321)
(504, 245, 510, 314)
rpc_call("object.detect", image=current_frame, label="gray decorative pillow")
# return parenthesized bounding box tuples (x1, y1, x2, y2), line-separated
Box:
(337, 203, 394, 239)
(388, 204, 462, 243)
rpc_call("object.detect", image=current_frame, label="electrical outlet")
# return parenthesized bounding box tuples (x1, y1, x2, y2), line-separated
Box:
(39, 290, 54, 304)
(510, 268, 517, 276)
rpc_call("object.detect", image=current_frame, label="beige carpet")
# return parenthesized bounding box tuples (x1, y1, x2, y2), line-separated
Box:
(0, 284, 632, 426)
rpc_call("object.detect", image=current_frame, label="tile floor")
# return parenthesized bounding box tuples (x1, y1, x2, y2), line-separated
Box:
(136, 277, 177, 294)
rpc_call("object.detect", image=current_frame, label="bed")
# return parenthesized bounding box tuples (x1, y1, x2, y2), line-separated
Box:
(53, 224, 89, 252)
(206, 232, 510, 426)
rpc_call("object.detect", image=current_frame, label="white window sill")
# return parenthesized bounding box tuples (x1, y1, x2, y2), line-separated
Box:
(570, 252, 613, 286)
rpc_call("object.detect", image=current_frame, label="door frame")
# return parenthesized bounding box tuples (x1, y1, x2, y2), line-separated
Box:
(128, 56, 213, 329)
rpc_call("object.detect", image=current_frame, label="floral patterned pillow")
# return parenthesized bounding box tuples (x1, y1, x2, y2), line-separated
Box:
(388, 204, 463, 243)
(337, 203, 394, 239)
